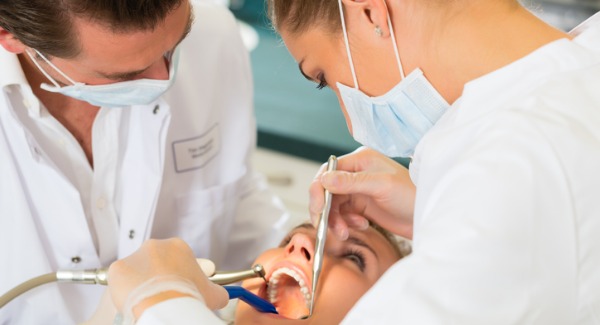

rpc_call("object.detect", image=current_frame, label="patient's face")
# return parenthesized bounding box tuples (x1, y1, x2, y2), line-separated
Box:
(235, 223, 400, 324)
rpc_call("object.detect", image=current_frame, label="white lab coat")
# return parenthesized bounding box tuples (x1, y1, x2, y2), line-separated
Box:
(0, 3, 290, 324)
(132, 12, 600, 325)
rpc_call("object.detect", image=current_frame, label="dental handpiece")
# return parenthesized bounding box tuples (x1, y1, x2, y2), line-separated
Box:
(0, 259, 267, 309)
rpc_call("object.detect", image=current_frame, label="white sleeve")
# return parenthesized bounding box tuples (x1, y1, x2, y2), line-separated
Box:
(136, 297, 226, 325)
(220, 171, 293, 270)
(342, 114, 577, 324)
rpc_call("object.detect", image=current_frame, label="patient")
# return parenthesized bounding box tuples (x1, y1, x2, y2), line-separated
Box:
(234, 222, 410, 324)
(87, 222, 409, 324)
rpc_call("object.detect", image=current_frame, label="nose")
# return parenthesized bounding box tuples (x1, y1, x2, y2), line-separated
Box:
(138, 56, 170, 80)
(285, 233, 314, 262)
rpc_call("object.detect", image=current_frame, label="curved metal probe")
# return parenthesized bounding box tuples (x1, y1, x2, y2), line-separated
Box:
(309, 155, 337, 317)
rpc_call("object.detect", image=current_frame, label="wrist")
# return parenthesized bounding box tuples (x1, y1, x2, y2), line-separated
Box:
(120, 275, 205, 324)
(132, 290, 195, 319)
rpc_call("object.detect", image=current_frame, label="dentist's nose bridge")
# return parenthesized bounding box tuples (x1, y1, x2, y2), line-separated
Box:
(138, 56, 170, 80)
(285, 232, 314, 262)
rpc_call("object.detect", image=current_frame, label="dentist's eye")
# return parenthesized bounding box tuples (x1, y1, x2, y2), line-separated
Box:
(316, 73, 327, 90)
(342, 249, 366, 272)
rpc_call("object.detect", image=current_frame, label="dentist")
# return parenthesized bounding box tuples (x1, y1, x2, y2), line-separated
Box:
(0, 0, 289, 323)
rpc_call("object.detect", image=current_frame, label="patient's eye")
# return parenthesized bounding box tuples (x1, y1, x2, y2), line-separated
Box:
(342, 249, 366, 272)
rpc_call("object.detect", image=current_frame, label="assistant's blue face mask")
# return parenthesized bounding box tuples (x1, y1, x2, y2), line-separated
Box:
(26, 48, 180, 108)
(336, 0, 450, 158)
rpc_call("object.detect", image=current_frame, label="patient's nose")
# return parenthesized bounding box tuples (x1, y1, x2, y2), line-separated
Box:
(285, 233, 314, 262)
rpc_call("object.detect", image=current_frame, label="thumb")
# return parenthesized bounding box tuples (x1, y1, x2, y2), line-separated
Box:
(202, 281, 230, 310)
(321, 170, 381, 196)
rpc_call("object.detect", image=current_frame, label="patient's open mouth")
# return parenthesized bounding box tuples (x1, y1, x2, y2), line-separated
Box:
(266, 266, 311, 319)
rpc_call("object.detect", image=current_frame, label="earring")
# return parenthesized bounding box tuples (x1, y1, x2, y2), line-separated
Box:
(375, 26, 383, 37)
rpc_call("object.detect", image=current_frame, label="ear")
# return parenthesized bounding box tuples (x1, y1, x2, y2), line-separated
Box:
(0, 27, 27, 54)
(340, 0, 392, 38)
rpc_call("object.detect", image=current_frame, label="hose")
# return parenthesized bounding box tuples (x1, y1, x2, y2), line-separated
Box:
(0, 269, 108, 309)
(0, 273, 57, 308)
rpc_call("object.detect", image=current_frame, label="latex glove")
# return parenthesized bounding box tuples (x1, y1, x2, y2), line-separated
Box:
(107, 238, 228, 320)
(80, 289, 117, 325)
(309, 147, 415, 240)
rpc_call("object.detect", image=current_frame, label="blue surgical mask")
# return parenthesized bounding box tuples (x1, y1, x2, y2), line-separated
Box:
(26, 48, 180, 108)
(336, 0, 450, 157)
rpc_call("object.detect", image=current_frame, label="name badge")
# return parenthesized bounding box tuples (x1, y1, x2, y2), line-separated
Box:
(172, 124, 220, 173)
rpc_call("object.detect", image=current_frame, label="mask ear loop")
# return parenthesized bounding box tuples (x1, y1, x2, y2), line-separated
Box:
(338, 0, 360, 90)
(25, 49, 80, 87)
(381, 0, 405, 79)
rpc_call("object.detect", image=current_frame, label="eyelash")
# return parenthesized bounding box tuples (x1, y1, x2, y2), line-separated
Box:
(316, 73, 327, 90)
(342, 249, 366, 272)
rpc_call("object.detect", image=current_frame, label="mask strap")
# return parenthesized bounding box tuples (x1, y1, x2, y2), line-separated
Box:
(26, 49, 80, 87)
(338, 0, 360, 90)
(381, 1, 405, 79)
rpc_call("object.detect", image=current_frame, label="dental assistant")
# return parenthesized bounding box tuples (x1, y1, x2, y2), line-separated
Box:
(0, 0, 290, 323)
(103, 0, 600, 324)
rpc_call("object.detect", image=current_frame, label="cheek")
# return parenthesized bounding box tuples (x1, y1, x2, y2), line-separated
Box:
(313, 268, 370, 322)
(334, 90, 354, 135)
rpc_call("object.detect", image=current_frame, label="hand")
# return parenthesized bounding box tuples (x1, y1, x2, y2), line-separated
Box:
(309, 147, 415, 239)
(107, 238, 228, 318)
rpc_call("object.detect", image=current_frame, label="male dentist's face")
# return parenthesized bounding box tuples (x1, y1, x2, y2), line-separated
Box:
(22, 1, 192, 87)
(236, 223, 400, 324)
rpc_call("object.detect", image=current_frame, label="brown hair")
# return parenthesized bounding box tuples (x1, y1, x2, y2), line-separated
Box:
(0, 0, 183, 59)
(370, 222, 412, 259)
(267, 0, 342, 36)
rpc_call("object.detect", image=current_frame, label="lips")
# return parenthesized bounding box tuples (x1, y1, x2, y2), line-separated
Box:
(262, 262, 312, 319)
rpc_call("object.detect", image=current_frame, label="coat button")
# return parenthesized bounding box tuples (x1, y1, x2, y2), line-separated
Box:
(153, 105, 160, 114)
(129, 230, 135, 239)
(71, 256, 82, 264)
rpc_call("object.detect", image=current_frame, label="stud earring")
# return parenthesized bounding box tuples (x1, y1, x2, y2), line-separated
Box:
(375, 26, 383, 37)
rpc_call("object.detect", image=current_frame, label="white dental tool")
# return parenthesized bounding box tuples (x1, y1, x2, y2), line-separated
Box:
(309, 155, 337, 317)
(0, 258, 266, 309)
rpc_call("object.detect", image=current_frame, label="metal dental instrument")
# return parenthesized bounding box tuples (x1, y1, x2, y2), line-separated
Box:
(208, 264, 267, 285)
(0, 260, 267, 309)
(309, 155, 337, 317)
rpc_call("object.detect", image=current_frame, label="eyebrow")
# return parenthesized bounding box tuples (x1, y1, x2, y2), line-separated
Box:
(298, 60, 313, 82)
(293, 222, 314, 232)
(99, 7, 194, 81)
(346, 236, 379, 259)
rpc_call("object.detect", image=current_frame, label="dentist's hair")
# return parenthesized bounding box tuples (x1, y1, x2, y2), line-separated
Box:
(0, 0, 184, 59)
(267, 0, 342, 36)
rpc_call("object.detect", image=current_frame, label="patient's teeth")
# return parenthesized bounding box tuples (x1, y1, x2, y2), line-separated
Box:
(266, 267, 312, 306)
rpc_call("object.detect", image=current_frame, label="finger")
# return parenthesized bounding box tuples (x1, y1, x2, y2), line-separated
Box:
(196, 258, 216, 277)
(308, 176, 326, 226)
(201, 281, 229, 310)
(334, 147, 381, 173)
(344, 213, 369, 230)
(327, 201, 349, 240)
(321, 170, 386, 197)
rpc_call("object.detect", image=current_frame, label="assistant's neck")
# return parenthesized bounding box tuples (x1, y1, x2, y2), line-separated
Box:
(390, 0, 570, 104)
